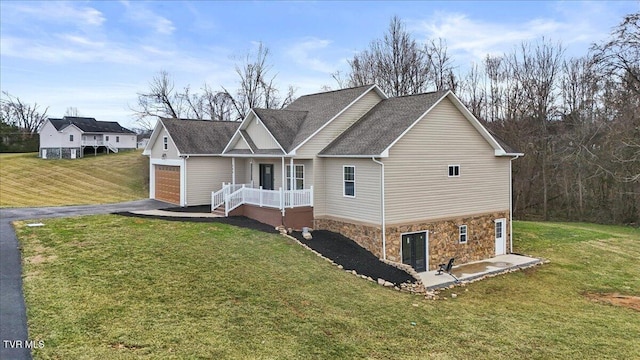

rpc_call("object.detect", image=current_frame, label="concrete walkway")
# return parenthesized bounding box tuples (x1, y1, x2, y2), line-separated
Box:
(129, 209, 222, 218)
(0, 200, 169, 360)
(419, 254, 543, 290)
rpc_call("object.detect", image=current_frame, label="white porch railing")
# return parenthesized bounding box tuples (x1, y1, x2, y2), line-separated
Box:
(212, 184, 313, 216)
(211, 182, 250, 210)
(81, 140, 104, 146)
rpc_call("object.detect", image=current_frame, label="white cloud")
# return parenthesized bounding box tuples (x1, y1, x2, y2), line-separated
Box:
(286, 38, 337, 74)
(5, 1, 105, 27)
(120, 1, 176, 35)
(411, 4, 622, 65)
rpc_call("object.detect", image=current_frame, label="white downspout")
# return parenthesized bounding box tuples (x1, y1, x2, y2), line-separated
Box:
(509, 155, 520, 253)
(371, 157, 386, 260)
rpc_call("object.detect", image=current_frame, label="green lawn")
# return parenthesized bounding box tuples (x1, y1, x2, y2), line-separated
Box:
(15, 218, 640, 359)
(0, 151, 148, 208)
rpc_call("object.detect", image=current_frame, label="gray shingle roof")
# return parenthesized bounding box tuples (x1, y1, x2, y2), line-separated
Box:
(49, 116, 134, 134)
(283, 85, 374, 151)
(251, 108, 308, 151)
(161, 118, 240, 155)
(486, 127, 523, 155)
(320, 91, 447, 156)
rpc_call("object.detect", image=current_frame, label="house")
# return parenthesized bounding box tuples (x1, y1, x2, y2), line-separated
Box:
(38, 116, 137, 159)
(144, 85, 523, 271)
(143, 118, 240, 205)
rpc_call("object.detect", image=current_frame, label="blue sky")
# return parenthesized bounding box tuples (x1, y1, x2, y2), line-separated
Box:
(1, 1, 637, 129)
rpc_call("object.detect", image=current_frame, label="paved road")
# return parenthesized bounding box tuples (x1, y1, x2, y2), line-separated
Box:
(0, 200, 169, 360)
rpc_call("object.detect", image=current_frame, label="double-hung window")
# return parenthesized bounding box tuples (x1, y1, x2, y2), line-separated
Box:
(116, 136, 120, 143)
(343, 165, 355, 197)
(163, 136, 168, 151)
(286, 164, 304, 190)
(69, 134, 74, 142)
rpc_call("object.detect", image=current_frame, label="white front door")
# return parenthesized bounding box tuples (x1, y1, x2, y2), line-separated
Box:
(42, 149, 47, 159)
(71, 149, 77, 159)
(495, 218, 506, 255)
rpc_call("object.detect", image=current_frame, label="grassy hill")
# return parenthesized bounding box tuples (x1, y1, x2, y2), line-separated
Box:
(14, 218, 640, 359)
(0, 151, 148, 207)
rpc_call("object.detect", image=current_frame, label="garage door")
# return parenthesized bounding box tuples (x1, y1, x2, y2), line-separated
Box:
(155, 165, 180, 204)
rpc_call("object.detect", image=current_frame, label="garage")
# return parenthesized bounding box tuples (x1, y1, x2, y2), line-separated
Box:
(155, 165, 181, 204)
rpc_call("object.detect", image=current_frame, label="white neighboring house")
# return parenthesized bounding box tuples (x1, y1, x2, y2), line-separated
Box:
(38, 116, 137, 159)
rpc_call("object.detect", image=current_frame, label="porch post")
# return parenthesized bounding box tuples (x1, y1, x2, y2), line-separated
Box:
(289, 157, 294, 208)
(232, 157, 236, 186)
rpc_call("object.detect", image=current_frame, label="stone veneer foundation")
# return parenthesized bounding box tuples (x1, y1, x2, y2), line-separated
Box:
(314, 217, 383, 258)
(315, 210, 510, 272)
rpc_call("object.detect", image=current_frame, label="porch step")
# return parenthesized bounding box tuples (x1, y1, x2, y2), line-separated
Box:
(212, 206, 226, 216)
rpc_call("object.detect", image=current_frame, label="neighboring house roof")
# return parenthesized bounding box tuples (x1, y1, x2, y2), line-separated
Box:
(159, 118, 240, 155)
(319, 91, 446, 156)
(47, 116, 135, 134)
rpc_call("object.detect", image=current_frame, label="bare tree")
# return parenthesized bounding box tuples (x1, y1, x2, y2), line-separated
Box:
(64, 107, 80, 117)
(0, 91, 49, 134)
(223, 42, 294, 120)
(132, 70, 185, 129)
(592, 12, 640, 95)
(345, 16, 435, 96)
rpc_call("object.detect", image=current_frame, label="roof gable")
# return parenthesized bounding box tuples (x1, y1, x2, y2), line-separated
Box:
(319, 91, 522, 157)
(285, 85, 382, 151)
(146, 118, 240, 156)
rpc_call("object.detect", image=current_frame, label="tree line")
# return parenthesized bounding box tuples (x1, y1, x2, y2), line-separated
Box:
(1, 13, 637, 224)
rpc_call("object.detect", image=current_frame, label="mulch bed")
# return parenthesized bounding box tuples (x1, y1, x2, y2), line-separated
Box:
(291, 230, 416, 286)
(161, 205, 213, 213)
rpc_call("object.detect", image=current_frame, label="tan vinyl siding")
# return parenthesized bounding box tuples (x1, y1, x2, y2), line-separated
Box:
(245, 114, 281, 149)
(295, 91, 382, 157)
(186, 157, 232, 205)
(319, 158, 381, 224)
(150, 127, 179, 160)
(384, 98, 510, 224)
(235, 137, 251, 149)
(313, 158, 326, 214)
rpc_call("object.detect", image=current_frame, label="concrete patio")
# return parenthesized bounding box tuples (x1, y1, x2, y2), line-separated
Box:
(419, 254, 543, 290)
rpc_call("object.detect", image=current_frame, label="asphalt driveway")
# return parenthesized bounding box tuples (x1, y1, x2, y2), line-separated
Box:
(0, 199, 169, 360)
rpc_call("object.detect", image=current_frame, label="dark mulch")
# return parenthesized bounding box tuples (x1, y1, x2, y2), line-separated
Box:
(161, 205, 212, 213)
(291, 230, 416, 286)
(113, 212, 277, 234)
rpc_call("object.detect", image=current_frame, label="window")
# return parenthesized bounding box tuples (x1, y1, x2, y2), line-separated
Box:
(495, 221, 503, 239)
(448, 165, 460, 177)
(69, 134, 74, 142)
(116, 136, 120, 143)
(105, 136, 109, 141)
(163, 136, 168, 151)
(459, 225, 468, 244)
(343, 165, 355, 197)
(286, 164, 304, 190)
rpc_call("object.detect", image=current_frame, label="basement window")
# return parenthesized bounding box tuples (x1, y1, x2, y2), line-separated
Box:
(459, 225, 468, 244)
(448, 165, 460, 177)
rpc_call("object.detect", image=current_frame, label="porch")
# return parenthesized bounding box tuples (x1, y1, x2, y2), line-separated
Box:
(211, 183, 314, 229)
